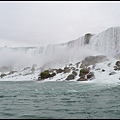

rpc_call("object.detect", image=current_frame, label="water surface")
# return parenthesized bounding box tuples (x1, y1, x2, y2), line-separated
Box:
(0, 81, 120, 119)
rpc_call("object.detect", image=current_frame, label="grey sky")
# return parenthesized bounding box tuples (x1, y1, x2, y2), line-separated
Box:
(0, 1, 120, 47)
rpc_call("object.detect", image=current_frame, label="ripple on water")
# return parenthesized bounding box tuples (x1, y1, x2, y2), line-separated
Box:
(0, 81, 120, 119)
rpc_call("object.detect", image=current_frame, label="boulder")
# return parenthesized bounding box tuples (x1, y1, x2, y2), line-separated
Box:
(69, 63, 73, 66)
(39, 70, 56, 80)
(71, 67, 76, 71)
(75, 69, 79, 71)
(114, 65, 120, 71)
(0, 73, 6, 78)
(56, 68, 63, 73)
(77, 76, 87, 81)
(79, 68, 90, 77)
(50, 72, 56, 77)
(66, 74, 75, 80)
(84, 33, 93, 44)
(87, 72, 95, 80)
(49, 69, 57, 73)
(115, 61, 120, 67)
(72, 70, 77, 76)
(63, 67, 71, 73)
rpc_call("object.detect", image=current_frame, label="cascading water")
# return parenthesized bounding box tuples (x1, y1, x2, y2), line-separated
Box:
(0, 26, 120, 71)
(89, 26, 120, 57)
(0, 33, 96, 70)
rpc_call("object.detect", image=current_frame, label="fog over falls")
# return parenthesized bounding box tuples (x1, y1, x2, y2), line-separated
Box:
(0, 26, 120, 71)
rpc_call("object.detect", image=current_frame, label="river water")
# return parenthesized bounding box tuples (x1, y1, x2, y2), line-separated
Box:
(0, 81, 120, 119)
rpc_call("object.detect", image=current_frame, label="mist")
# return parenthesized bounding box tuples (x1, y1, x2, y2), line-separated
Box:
(0, 1, 120, 47)
(0, 40, 101, 71)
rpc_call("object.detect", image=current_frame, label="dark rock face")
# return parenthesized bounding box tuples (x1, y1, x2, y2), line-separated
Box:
(84, 33, 93, 44)
(66, 74, 75, 80)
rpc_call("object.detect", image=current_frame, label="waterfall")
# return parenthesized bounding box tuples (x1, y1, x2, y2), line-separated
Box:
(89, 26, 120, 56)
(0, 26, 120, 70)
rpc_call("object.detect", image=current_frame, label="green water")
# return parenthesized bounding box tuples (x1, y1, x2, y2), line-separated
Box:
(0, 81, 120, 119)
